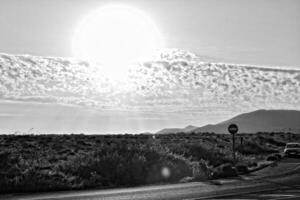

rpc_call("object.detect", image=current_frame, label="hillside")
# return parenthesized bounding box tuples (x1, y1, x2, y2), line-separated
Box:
(157, 110, 300, 134)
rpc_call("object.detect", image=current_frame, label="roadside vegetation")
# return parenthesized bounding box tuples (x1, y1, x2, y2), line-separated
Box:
(0, 132, 298, 193)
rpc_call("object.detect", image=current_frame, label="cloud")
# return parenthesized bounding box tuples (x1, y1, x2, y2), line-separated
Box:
(0, 50, 299, 116)
(0, 113, 24, 117)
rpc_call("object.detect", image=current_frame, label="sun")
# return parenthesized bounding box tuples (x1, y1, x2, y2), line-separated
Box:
(72, 5, 163, 78)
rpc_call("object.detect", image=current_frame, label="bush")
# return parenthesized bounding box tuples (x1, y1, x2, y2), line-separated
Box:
(248, 162, 258, 168)
(266, 155, 277, 161)
(235, 164, 248, 174)
(0, 137, 197, 193)
(61, 144, 193, 188)
(191, 160, 210, 180)
(211, 163, 237, 178)
(174, 144, 233, 167)
(236, 142, 277, 155)
(264, 138, 286, 147)
(273, 153, 282, 160)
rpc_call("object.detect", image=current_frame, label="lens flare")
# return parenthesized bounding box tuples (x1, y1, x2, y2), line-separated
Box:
(161, 167, 171, 178)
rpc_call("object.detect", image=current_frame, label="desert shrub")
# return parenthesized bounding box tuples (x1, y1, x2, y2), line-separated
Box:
(248, 162, 258, 168)
(264, 138, 286, 147)
(273, 153, 282, 160)
(0, 141, 195, 193)
(59, 143, 193, 188)
(266, 155, 277, 161)
(235, 164, 248, 174)
(236, 142, 277, 155)
(0, 150, 12, 170)
(191, 160, 211, 180)
(221, 163, 237, 176)
(170, 144, 232, 167)
(211, 163, 237, 178)
(8, 168, 69, 192)
(0, 149, 70, 193)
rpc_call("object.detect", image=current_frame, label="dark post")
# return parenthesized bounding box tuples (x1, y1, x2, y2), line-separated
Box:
(228, 123, 238, 164)
(232, 134, 236, 161)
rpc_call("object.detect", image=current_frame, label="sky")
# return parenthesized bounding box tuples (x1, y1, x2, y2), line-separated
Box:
(0, 0, 299, 134)
(0, 0, 300, 67)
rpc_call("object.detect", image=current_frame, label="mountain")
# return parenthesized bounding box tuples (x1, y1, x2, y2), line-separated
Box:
(183, 125, 198, 132)
(156, 125, 200, 134)
(156, 128, 183, 134)
(156, 110, 300, 134)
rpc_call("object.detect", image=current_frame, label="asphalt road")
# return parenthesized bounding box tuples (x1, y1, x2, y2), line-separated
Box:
(214, 185, 300, 200)
(1, 158, 300, 200)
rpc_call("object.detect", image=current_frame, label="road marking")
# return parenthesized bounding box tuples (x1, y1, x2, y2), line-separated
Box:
(273, 196, 300, 200)
(260, 194, 295, 197)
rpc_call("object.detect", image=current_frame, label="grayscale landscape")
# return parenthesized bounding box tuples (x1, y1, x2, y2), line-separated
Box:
(0, 0, 299, 199)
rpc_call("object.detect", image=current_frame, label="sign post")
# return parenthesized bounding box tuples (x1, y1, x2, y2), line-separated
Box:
(228, 123, 238, 163)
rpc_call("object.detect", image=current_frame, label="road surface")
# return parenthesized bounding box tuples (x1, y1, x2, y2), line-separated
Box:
(1, 158, 299, 200)
(214, 185, 300, 200)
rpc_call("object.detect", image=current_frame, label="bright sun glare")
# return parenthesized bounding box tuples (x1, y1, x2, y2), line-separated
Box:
(72, 5, 163, 78)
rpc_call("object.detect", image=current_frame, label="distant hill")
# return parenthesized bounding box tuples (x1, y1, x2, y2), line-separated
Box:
(157, 110, 300, 134)
(156, 128, 183, 134)
(156, 125, 200, 134)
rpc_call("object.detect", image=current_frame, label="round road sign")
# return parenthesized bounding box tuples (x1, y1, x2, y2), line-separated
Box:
(228, 123, 238, 134)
